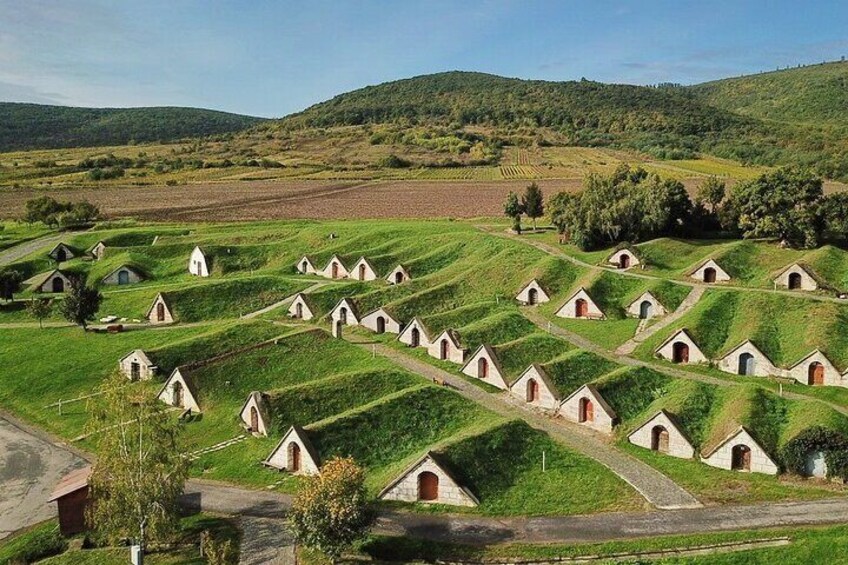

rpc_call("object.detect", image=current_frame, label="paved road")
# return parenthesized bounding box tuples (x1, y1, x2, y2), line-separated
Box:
(616, 286, 707, 355)
(342, 335, 701, 510)
(0, 415, 86, 540)
(0, 233, 63, 267)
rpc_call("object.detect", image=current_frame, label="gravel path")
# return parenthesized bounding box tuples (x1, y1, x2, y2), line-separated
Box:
(616, 286, 707, 355)
(0, 233, 64, 266)
(342, 335, 701, 510)
(238, 517, 296, 565)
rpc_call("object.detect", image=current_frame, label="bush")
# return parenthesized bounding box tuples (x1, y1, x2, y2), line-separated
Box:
(782, 426, 848, 480)
(375, 154, 411, 168)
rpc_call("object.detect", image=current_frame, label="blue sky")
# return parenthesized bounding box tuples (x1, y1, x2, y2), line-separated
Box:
(1, 1, 846, 117)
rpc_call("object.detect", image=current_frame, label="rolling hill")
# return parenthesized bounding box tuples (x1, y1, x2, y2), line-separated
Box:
(0, 103, 266, 151)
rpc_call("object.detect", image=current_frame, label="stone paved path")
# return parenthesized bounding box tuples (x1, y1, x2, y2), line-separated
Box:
(342, 335, 701, 510)
(238, 517, 296, 565)
(616, 286, 707, 355)
(241, 282, 327, 319)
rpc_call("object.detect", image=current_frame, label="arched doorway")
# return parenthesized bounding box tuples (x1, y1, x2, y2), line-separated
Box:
(619, 254, 630, 269)
(331, 262, 339, 279)
(52, 276, 64, 293)
(250, 406, 259, 431)
(339, 307, 347, 324)
(418, 471, 439, 501)
(731, 444, 751, 471)
(157, 302, 166, 322)
(808, 362, 825, 386)
(788, 272, 802, 290)
(130, 362, 140, 381)
(376, 316, 386, 334)
(56, 248, 67, 262)
(704, 268, 717, 283)
(118, 270, 129, 285)
(295, 302, 303, 318)
(289, 443, 301, 472)
(334, 320, 343, 338)
(172, 381, 183, 407)
(738, 352, 755, 376)
(639, 300, 652, 319)
(528, 288, 538, 305)
(672, 342, 689, 364)
(359, 264, 366, 280)
(410, 328, 420, 347)
(579, 397, 594, 422)
(395, 272, 404, 284)
(301, 260, 309, 273)
(526, 379, 539, 402)
(575, 298, 588, 318)
(440, 339, 449, 360)
(478, 357, 489, 379)
(651, 426, 669, 453)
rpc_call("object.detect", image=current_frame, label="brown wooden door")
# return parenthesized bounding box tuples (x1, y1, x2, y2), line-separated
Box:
(673, 342, 689, 363)
(131, 362, 140, 381)
(527, 379, 539, 402)
(376, 316, 385, 334)
(157, 302, 165, 322)
(478, 358, 488, 378)
(652, 426, 669, 452)
(250, 407, 259, 431)
(339, 307, 347, 324)
(580, 398, 594, 422)
(620, 255, 630, 269)
(809, 362, 825, 386)
(359, 264, 366, 280)
(732, 445, 751, 471)
(295, 302, 303, 318)
(411, 328, 420, 347)
(332, 263, 339, 279)
(173, 382, 183, 407)
(290, 443, 301, 472)
(440, 339, 449, 360)
(575, 298, 588, 318)
(704, 268, 717, 283)
(528, 288, 538, 305)
(418, 472, 439, 501)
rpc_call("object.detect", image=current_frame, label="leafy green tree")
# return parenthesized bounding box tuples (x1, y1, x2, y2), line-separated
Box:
(87, 372, 190, 550)
(24, 196, 65, 226)
(729, 168, 824, 248)
(289, 457, 372, 564)
(522, 182, 544, 231)
(503, 191, 524, 234)
(547, 191, 580, 239)
(26, 298, 53, 329)
(0, 269, 23, 302)
(59, 275, 102, 329)
(821, 192, 848, 241)
(696, 176, 726, 214)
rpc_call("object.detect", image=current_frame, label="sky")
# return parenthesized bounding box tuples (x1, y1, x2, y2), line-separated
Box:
(1, 0, 847, 118)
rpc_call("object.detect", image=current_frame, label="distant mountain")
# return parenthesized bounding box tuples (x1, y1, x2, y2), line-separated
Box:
(0, 103, 265, 151)
(689, 61, 848, 126)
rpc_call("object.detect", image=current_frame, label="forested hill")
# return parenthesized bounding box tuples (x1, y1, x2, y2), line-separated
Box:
(282, 71, 750, 137)
(689, 61, 848, 126)
(0, 103, 265, 152)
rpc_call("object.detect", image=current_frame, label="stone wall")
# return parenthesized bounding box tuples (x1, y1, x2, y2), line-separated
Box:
(628, 412, 695, 459)
(701, 429, 778, 475)
(119, 351, 155, 381)
(559, 387, 615, 434)
(510, 367, 559, 411)
(379, 457, 477, 507)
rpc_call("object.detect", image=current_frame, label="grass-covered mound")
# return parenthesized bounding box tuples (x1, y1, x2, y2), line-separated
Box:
(435, 420, 640, 515)
(265, 369, 420, 433)
(635, 238, 738, 276)
(594, 366, 674, 422)
(543, 350, 620, 399)
(455, 309, 539, 348)
(495, 333, 574, 381)
(638, 289, 848, 369)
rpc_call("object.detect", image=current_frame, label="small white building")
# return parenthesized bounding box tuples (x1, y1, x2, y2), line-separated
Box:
(515, 279, 550, 306)
(607, 248, 640, 270)
(157, 368, 200, 413)
(690, 259, 731, 284)
(89, 241, 107, 261)
(119, 349, 156, 381)
(239, 391, 271, 436)
(288, 293, 315, 321)
(360, 307, 403, 334)
(509, 364, 560, 411)
(774, 263, 819, 292)
(101, 265, 145, 286)
(188, 246, 210, 277)
(147, 293, 174, 325)
(321, 255, 349, 279)
(329, 298, 359, 326)
(48, 243, 75, 262)
(626, 291, 667, 320)
(701, 426, 779, 475)
(264, 426, 320, 475)
(31, 270, 72, 293)
(788, 350, 844, 387)
(296, 256, 317, 275)
(398, 317, 432, 348)
(350, 257, 378, 281)
(559, 384, 617, 434)
(717, 340, 778, 377)
(628, 410, 695, 459)
(461, 344, 509, 390)
(555, 288, 605, 320)
(386, 265, 411, 285)
(378, 452, 479, 507)
(656, 329, 707, 364)
(427, 329, 465, 364)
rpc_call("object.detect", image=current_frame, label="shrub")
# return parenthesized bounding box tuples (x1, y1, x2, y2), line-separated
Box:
(375, 154, 411, 168)
(782, 426, 848, 480)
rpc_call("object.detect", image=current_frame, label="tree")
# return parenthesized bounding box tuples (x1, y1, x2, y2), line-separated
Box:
(696, 176, 726, 214)
(821, 192, 848, 241)
(503, 191, 524, 234)
(24, 196, 66, 226)
(547, 191, 580, 239)
(86, 371, 189, 551)
(0, 269, 23, 302)
(289, 457, 373, 564)
(59, 275, 102, 329)
(728, 168, 824, 248)
(26, 298, 53, 329)
(522, 182, 544, 231)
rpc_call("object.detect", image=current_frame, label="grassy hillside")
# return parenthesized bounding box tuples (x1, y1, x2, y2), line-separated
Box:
(0, 103, 265, 151)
